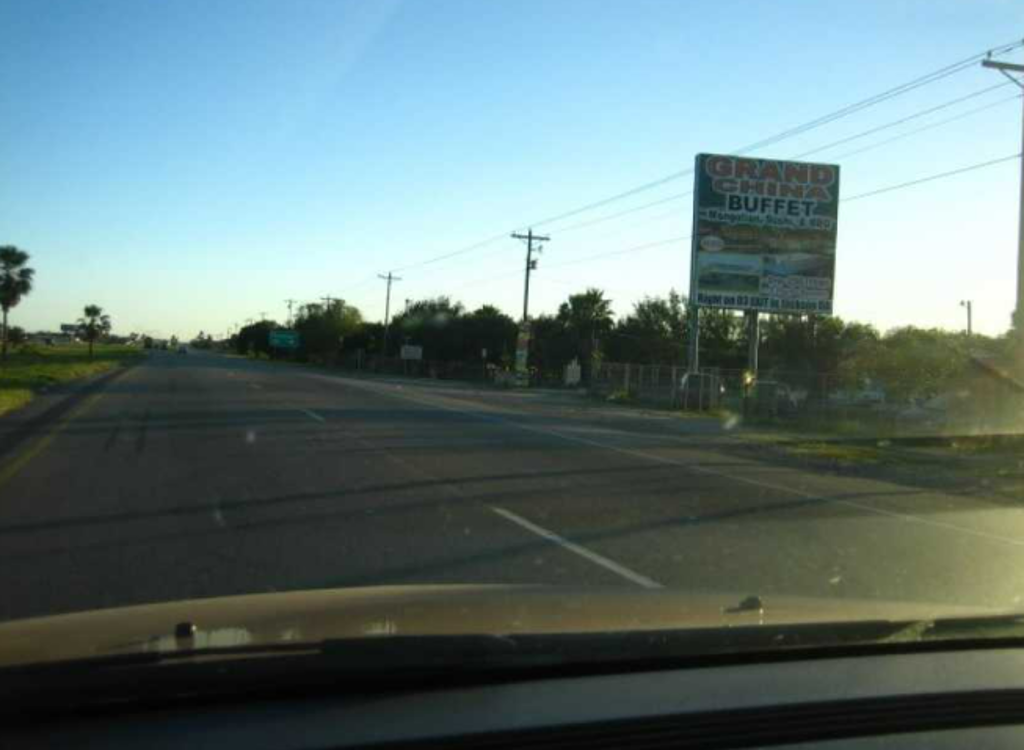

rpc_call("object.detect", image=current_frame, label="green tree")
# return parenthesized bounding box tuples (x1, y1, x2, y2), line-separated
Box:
(697, 307, 743, 369)
(607, 291, 688, 365)
(557, 288, 614, 382)
(344, 321, 384, 357)
(461, 305, 517, 364)
(78, 304, 111, 359)
(835, 326, 970, 403)
(0, 246, 35, 364)
(6, 326, 26, 348)
(294, 301, 363, 362)
(529, 314, 575, 383)
(235, 320, 277, 357)
(391, 297, 465, 361)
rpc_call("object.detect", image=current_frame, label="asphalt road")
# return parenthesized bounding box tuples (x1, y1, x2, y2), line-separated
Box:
(1, 349, 1024, 622)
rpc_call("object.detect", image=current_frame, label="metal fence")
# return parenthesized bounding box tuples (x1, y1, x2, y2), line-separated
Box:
(591, 362, 862, 417)
(590, 362, 723, 410)
(337, 353, 495, 382)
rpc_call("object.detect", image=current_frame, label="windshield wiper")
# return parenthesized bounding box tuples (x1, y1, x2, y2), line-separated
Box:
(886, 613, 1024, 644)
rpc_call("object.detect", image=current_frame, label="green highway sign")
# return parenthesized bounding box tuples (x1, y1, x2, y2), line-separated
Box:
(269, 329, 300, 349)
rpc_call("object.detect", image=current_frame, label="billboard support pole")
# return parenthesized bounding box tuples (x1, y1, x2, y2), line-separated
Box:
(687, 156, 702, 376)
(687, 305, 700, 374)
(746, 310, 759, 375)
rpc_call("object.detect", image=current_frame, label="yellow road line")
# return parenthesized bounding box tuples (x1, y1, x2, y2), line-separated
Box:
(0, 392, 106, 490)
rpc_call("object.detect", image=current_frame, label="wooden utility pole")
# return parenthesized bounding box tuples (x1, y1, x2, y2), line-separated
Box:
(378, 272, 402, 354)
(982, 58, 1024, 337)
(511, 229, 550, 324)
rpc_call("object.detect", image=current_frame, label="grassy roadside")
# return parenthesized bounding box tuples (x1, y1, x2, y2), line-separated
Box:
(0, 344, 143, 416)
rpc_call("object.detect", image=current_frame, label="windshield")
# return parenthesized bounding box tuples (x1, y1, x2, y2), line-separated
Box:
(1, 0, 1023, 670)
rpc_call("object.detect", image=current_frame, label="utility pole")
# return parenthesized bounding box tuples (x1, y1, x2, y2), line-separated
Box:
(285, 299, 298, 327)
(982, 57, 1024, 339)
(511, 229, 550, 323)
(511, 229, 550, 387)
(259, 311, 268, 322)
(961, 299, 974, 337)
(378, 272, 401, 354)
(320, 295, 336, 311)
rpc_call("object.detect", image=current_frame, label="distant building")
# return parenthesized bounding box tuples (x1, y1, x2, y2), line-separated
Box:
(28, 332, 76, 346)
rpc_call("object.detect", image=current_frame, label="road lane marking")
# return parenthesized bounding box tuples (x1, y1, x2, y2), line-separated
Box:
(248, 382, 263, 390)
(300, 408, 326, 423)
(491, 506, 663, 589)
(333, 377, 1024, 550)
(0, 392, 105, 490)
(507, 421, 1024, 550)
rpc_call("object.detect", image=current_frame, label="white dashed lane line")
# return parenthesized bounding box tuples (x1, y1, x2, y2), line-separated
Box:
(491, 506, 663, 590)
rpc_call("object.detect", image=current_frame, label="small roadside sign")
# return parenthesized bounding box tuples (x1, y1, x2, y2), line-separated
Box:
(269, 330, 300, 349)
(400, 344, 423, 361)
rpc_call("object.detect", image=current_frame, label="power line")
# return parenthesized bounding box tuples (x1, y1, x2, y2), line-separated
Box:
(549, 190, 692, 235)
(539, 83, 1022, 243)
(832, 93, 1022, 160)
(527, 153, 1024, 273)
(448, 266, 525, 294)
(735, 39, 1024, 155)
(844, 152, 1021, 202)
(522, 169, 697, 233)
(791, 80, 1016, 160)
(399, 151, 1023, 324)
(337, 274, 379, 296)
(391, 231, 510, 274)
(545, 234, 690, 270)
(525, 39, 1024, 231)
(376, 39, 1024, 276)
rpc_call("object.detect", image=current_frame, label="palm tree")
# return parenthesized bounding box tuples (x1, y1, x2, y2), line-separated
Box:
(78, 305, 111, 359)
(0, 246, 35, 365)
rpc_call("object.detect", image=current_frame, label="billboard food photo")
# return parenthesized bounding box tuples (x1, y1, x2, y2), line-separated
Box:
(691, 154, 839, 314)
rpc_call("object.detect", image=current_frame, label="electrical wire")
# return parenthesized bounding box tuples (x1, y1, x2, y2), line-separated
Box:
(376, 40, 1024, 275)
(547, 83, 1021, 241)
(844, 152, 1021, 202)
(548, 190, 692, 235)
(391, 230, 511, 274)
(526, 39, 1023, 230)
(545, 235, 690, 270)
(734, 39, 1023, 155)
(518, 152, 1024, 274)
(790, 80, 1016, 159)
(832, 92, 1022, 160)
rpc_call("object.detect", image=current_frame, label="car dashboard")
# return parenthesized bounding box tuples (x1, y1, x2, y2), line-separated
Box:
(9, 646, 1024, 748)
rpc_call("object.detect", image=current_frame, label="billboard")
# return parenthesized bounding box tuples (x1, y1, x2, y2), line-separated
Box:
(691, 154, 839, 314)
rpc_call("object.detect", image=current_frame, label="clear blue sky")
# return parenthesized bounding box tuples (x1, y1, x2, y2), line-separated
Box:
(1, 0, 1022, 339)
